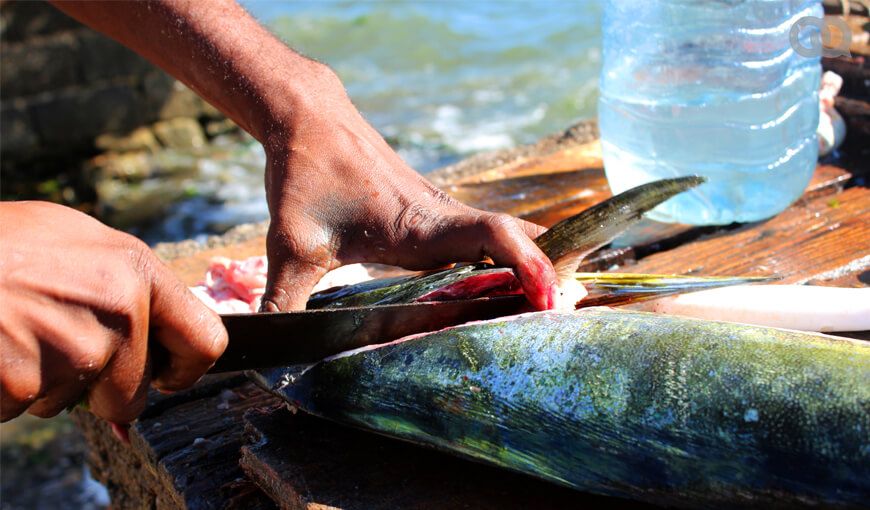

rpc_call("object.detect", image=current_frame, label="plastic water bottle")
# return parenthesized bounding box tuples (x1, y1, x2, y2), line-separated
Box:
(599, 0, 822, 225)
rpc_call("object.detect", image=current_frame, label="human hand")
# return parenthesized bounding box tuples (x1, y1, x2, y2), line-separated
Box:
(259, 66, 558, 312)
(46, 2, 556, 312)
(0, 202, 227, 423)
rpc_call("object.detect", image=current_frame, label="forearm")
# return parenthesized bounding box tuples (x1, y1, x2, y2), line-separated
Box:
(50, 0, 338, 144)
(52, 0, 559, 313)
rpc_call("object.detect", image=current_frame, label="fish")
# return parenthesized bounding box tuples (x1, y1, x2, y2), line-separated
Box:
(252, 177, 870, 507)
(253, 309, 870, 508)
(306, 176, 707, 310)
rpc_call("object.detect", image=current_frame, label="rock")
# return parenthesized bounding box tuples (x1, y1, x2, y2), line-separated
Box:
(77, 31, 153, 83)
(152, 118, 207, 150)
(28, 84, 149, 147)
(95, 178, 186, 230)
(0, 31, 82, 98)
(1, 0, 232, 178)
(94, 126, 160, 153)
(143, 72, 221, 121)
(200, 100, 223, 120)
(205, 118, 239, 137)
(84, 151, 154, 182)
(0, 104, 39, 155)
(0, 1, 82, 42)
(149, 149, 200, 178)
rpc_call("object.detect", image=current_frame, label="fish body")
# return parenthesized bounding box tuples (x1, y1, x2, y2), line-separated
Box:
(256, 309, 870, 508)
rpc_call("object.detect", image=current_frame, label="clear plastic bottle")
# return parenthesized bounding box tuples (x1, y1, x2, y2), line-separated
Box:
(599, 0, 822, 225)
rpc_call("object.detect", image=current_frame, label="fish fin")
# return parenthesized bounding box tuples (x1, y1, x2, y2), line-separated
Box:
(575, 272, 778, 307)
(535, 176, 705, 279)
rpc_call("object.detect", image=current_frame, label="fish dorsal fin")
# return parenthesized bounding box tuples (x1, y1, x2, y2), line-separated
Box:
(535, 176, 705, 281)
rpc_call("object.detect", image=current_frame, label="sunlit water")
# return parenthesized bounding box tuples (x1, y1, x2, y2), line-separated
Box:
(139, 1, 603, 244)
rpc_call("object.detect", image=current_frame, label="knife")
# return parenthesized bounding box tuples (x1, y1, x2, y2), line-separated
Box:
(208, 295, 530, 373)
(208, 271, 767, 373)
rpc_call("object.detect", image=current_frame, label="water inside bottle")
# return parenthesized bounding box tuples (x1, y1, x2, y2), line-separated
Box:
(599, 0, 822, 224)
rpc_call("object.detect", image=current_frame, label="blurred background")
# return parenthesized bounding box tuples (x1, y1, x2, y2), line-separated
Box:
(0, 2, 602, 508)
(1, 0, 602, 246)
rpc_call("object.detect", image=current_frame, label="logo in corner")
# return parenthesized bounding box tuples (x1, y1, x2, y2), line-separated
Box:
(790, 16, 852, 58)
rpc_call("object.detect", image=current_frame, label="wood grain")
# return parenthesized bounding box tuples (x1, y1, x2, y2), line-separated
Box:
(168, 236, 266, 287)
(74, 378, 280, 510)
(622, 186, 870, 286)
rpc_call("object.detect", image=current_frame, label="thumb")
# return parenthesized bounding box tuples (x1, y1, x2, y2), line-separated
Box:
(260, 259, 329, 312)
(260, 228, 331, 312)
(260, 260, 329, 312)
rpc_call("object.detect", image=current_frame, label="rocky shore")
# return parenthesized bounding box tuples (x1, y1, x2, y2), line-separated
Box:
(1, 2, 250, 239)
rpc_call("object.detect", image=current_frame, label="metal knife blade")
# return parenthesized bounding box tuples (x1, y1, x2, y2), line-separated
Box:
(208, 295, 530, 373)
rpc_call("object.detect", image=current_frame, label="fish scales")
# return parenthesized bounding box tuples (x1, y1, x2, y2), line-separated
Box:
(259, 309, 870, 508)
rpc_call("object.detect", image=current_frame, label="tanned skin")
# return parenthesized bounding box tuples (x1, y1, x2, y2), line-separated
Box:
(0, 1, 557, 424)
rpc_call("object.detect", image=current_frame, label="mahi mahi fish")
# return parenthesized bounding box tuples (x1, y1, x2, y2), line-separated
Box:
(252, 177, 870, 508)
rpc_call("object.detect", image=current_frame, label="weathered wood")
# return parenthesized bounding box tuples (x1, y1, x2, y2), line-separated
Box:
(448, 165, 608, 224)
(74, 378, 280, 510)
(581, 163, 853, 271)
(167, 235, 266, 287)
(622, 186, 870, 287)
(240, 406, 652, 510)
(427, 120, 599, 187)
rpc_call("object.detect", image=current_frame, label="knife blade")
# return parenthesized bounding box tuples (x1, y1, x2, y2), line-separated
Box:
(208, 295, 530, 373)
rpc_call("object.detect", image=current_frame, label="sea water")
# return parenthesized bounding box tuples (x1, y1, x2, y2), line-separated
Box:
(599, 0, 822, 224)
(140, 2, 605, 244)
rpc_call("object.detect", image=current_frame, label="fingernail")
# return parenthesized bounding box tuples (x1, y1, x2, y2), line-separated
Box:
(110, 422, 130, 444)
(259, 299, 280, 313)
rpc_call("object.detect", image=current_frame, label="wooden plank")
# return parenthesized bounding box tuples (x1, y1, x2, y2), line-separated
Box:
(582, 164, 853, 270)
(74, 378, 280, 510)
(448, 141, 603, 185)
(803, 260, 870, 288)
(621, 186, 870, 285)
(240, 406, 654, 510)
(167, 235, 266, 287)
(427, 120, 599, 187)
(448, 167, 609, 225)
